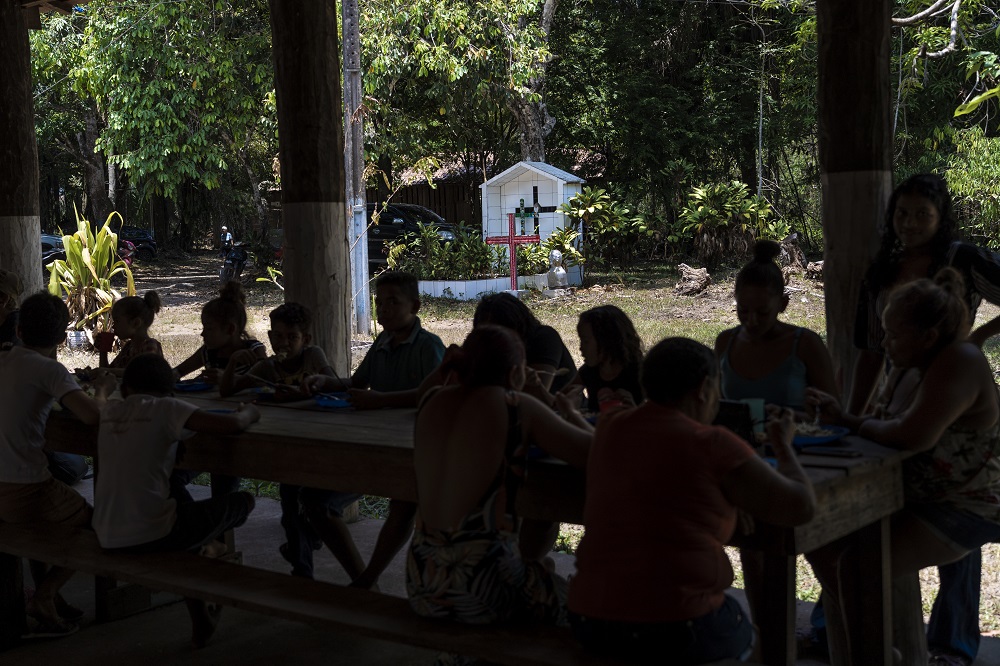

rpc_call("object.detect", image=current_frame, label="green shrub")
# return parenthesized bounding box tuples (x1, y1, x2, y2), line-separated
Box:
(676, 181, 785, 268)
(386, 222, 587, 281)
(47, 208, 135, 332)
(558, 186, 649, 269)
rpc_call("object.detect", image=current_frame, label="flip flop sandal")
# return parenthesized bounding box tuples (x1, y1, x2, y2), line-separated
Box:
(23, 619, 79, 639)
(55, 601, 85, 622)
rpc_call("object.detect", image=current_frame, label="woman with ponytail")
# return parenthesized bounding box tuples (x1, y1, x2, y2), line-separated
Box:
(715, 239, 838, 411)
(806, 268, 1000, 665)
(406, 325, 591, 625)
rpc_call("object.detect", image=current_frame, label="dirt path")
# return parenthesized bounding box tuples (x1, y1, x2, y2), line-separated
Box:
(131, 251, 231, 308)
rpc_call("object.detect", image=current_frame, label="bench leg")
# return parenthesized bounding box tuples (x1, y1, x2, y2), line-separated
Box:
(893, 572, 928, 665)
(848, 518, 894, 665)
(95, 576, 152, 623)
(756, 552, 796, 666)
(0, 554, 26, 649)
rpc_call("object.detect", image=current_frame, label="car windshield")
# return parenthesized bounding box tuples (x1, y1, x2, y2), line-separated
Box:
(396, 205, 445, 226)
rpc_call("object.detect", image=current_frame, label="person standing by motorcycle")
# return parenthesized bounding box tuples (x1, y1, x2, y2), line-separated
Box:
(219, 225, 233, 258)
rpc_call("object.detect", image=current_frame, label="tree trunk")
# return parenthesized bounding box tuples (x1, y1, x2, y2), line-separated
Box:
(0, 1, 42, 299)
(817, 0, 893, 393)
(269, 0, 351, 372)
(507, 0, 558, 162)
(149, 191, 170, 250)
(79, 106, 113, 227)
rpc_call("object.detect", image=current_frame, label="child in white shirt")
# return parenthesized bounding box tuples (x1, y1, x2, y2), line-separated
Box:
(93, 353, 260, 647)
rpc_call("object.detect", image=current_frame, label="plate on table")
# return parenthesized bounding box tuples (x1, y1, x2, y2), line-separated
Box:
(315, 393, 352, 410)
(175, 379, 213, 392)
(793, 425, 850, 448)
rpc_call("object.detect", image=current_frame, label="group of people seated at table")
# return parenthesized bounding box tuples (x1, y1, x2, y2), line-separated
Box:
(1, 173, 1000, 663)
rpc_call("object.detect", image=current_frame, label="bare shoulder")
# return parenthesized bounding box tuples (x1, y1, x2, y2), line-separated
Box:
(797, 327, 831, 355)
(935, 340, 990, 369)
(714, 327, 737, 354)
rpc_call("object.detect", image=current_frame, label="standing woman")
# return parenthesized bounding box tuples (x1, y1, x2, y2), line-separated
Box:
(849, 174, 1000, 666)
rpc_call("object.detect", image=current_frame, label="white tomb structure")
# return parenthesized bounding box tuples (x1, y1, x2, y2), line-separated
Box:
(480, 161, 585, 286)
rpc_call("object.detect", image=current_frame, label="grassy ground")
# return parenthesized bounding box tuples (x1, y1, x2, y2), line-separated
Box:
(57, 254, 1000, 633)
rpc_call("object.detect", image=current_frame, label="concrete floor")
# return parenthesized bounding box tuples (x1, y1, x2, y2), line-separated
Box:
(6, 480, 1000, 665)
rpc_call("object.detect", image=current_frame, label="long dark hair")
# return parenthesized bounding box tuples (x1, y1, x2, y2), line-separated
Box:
(440, 325, 526, 389)
(472, 292, 541, 341)
(866, 174, 957, 294)
(578, 305, 643, 369)
(202, 280, 250, 339)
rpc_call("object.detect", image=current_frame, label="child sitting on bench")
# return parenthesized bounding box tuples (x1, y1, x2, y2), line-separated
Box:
(0, 291, 116, 638)
(92, 353, 260, 648)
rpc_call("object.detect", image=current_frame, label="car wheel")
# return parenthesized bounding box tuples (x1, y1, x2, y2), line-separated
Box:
(135, 247, 155, 262)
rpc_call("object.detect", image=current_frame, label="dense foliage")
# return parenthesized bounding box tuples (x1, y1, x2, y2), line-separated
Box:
(27, 1, 1000, 266)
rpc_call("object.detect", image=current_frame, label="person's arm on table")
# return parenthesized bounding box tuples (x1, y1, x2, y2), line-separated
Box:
(721, 407, 815, 527)
(184, 402, 261, 434)
(173, 347, 205, 380)
(518, 392, 592, 469)
(219, 350, 268, 397)
(61, 371, 118, 425)
(858, 343, 983, 452)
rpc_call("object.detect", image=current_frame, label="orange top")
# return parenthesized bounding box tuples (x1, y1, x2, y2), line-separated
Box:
(569, 403, 755, 623)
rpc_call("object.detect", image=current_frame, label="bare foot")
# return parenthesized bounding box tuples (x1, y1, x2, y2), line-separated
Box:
(199, 540, 228, 559)
(54, 594, 84, 621)
(25, 595, 62, 628)
(185, 599, 223, 649)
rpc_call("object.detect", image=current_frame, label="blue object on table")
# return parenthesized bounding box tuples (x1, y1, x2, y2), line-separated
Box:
(315, 393, 352, 409)
(793, 425, 850, 448)
(527, 445, 549, 460)
(204, 408, 237, 414)
(174, 380, 213, 392)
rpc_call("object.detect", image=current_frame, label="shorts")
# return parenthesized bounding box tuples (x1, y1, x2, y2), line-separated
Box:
(0, 477, 91, 528)
(300, 487, 362, 518)
(907, 502, 1000, 552)
(570, 593, 755, 664)
(115, 492, 255, 554)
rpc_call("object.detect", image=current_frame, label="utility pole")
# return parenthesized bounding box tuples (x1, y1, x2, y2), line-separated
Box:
(342, 0, 370, 336)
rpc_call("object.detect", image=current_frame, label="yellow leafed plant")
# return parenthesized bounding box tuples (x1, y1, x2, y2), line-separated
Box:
(46, 207, 135, 333)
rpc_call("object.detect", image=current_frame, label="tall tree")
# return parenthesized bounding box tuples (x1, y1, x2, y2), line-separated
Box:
(80, 0, 276, 240)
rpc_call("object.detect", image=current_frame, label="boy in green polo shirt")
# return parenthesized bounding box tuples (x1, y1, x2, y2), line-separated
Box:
(301, 271, 444, 588)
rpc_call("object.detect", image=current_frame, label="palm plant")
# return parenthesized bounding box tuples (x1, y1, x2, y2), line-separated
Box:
(46, 208, 135, 332)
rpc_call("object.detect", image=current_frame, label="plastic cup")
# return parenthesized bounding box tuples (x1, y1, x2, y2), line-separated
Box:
(93, 331, 116, 353)
(739, 398, 766, 434)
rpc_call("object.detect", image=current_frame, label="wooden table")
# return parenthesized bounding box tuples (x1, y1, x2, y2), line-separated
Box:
(39, 395, 911, 664)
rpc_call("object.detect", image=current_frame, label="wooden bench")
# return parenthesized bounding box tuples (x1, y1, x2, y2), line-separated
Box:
(0, 523, 753, 665)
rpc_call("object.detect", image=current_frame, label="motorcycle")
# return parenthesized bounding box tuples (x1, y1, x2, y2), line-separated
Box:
(119, 239, 136, 268)
(220, 242, 249, 284)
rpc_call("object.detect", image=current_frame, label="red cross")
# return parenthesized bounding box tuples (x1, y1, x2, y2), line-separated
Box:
(486, 213, 541, 290)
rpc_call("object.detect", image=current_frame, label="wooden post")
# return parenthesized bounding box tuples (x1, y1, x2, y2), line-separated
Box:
(816, 0, 893, 388)
(342, 0, 370, 336)
(268, 0, 351, 374)
(0, 0, 43, 299)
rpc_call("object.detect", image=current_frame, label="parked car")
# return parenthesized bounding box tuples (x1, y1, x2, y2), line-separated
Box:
(41, 234, 66, 274)
(40, 233, 136, 275)
(117, 225, 157, 261)
(366, 203, 456, 265)
(266, 203, 456, 268)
